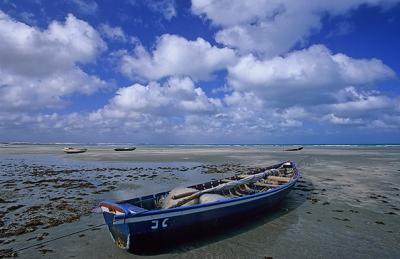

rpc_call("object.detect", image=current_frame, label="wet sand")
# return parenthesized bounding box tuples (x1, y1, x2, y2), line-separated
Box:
(0, 145, 399, 258)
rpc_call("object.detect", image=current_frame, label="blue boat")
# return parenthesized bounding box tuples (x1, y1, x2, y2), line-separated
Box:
(99, 161, 300, 251)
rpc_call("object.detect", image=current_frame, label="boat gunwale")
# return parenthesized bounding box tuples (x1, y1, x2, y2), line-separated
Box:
(117, 161, 300, 219)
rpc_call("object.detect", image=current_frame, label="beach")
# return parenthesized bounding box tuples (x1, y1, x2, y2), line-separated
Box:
(0, 144, 399, 258)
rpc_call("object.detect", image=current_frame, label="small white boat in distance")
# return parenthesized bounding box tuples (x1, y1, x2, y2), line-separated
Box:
(63, 147, 88, 154)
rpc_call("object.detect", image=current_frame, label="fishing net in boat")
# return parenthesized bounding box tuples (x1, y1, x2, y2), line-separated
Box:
(199, 194, 226, 204)
(162, 187, 199, 209)
(161, 168, 284, 209)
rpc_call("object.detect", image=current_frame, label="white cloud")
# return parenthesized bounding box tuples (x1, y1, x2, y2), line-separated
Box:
(1, 2, 399, 142)
(91, 77, 221, 119)
(30, 75, 397, 141)
(332, 53, 395, 84)
(87, 82, 314, 139)
(85, 85, 282, 141)
(326, 21, 354, 38)
(330, 87, 393, 113)
(18, 11, 36, 25)
(99, 23, 127, 42)
(0, 12, 106, 76)
(118, 34, 236, 81)
(146, 0, 177, 20)
(309, 87, 398, 128)
(128, 0, 177, 20)
(222, 91, 264, 124)
(309, 86, 400, 128)
(0, 68, 106, 110)
(322, 113, 364, 125)
(0, 12, 107, 111)
(2, 84, 399, 142)
(369, 115, 400, 129)
(192, 0, 400, 56)
(71, 0, 98, 15)
(228, 45, 395, 106)
(275, 106, 309, 127)
(222, 44, 398, 130)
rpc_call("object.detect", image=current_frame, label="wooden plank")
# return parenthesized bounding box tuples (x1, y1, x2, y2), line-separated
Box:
(172, 191, 197, 200)
(169, 169, 276, 208)
(220, 179, 234, 183)
(255, 182, 279, 188)
(267, 176, 291, 182)
(239, 184, 253, 192)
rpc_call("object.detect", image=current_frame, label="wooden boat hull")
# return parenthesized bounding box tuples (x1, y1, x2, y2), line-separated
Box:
(100, 161, 300, 251)
(284, 146, 303, 151)
(114, 147, 136, 151)
(63, 149, 87, 154)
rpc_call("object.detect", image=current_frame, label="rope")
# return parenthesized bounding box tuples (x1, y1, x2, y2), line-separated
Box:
(10, 223, 106, 253)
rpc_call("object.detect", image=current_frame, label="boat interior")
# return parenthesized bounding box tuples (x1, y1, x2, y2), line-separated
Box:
(114, 162, 296, 211)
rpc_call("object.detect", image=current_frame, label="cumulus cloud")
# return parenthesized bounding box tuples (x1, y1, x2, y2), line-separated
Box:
(330, 87, 393, 113)
(85, 86, 280, 141)
(322, 114, 364, 126)
(228, 44, 395, 106)
(222, 91, 264, 124)
(119, 34, 237, 81)
(70, 0, 99, 15)
(145, 0, 177, 20)
(0, 11, 107, 111)
(86, 84, 314, 140)
(222, 44, 398, 131)
(303, 85, 400, 128)
(99, 23, 127, 42)
(192, 0, 400, 56)
(2, 85, 399, 143)
(128, 0, 177, 20)
(1, 2, 400, 142)
(275, 106, 309, 127)
(310, 87, 399, 129)
(91, 77, 221, 120)
(18, 11, 36, 25)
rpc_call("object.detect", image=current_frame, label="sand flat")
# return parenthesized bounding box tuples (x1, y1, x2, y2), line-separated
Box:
(0, 144, 399, 258)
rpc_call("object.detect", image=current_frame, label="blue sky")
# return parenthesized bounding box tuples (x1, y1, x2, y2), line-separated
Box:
(0, 0, 399, 144)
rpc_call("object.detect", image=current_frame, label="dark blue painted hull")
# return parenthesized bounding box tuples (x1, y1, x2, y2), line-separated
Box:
(101, 161, 299, 251)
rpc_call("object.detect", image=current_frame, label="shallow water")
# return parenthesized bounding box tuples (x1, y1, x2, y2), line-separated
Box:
(0, 144, 399, 258)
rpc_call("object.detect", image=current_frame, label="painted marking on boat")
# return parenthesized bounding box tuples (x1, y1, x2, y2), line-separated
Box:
(151, 220, 158, 229)
(162, 218, 168, 228)
(150, 218, 169, 229)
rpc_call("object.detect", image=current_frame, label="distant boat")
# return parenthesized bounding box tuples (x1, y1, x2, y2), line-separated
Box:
(114, 147, 136, 151)
(284, 146, 303, 151)
(63, 147, 88, 154)
(99, 161, 300, 251)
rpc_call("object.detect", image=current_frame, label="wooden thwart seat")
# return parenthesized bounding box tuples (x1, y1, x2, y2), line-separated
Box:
(220, 179, 234, 183)
(267, 176, 291, 183)
(163, 168, 294, 208)
(255, 182, 280, 188)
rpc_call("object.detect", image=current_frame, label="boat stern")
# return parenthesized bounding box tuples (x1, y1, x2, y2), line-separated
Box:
(99, 201, 146, 250)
